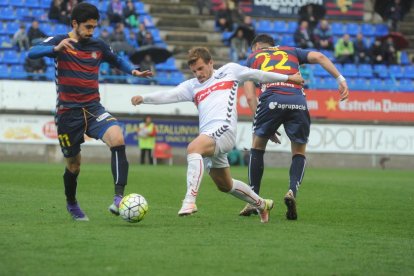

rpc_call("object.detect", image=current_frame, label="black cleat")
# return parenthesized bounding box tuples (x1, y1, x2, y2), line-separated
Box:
(284, 190, 297, 220)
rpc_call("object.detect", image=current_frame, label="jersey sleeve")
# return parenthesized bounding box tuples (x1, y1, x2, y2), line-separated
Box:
(228, 62, 289, 83)
(100, 40, 135, 74)
(295, 48, 312, 64)
(245, 52, 256, 68)
(142, 81, 194, 104)
(28, 35, 64, 59)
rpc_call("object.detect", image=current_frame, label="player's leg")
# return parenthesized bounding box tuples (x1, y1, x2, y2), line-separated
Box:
(209, 167, 274, 223)
(178, 134, 215, 216)
(140, 148, 145, 164)
(102, 125, 129, 215)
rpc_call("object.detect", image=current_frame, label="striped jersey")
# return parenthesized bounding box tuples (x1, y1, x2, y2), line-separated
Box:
(246, 46, 310, 96)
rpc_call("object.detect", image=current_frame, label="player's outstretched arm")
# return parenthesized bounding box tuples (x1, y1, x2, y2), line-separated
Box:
(307, 51, 349, 101)
(132, 69, 153, 78)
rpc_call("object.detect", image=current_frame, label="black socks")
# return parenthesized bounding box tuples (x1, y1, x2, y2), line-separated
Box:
(289, 154, 306, 197)
(248, 148, 265, 194)
(63, 168, 78, 204)
(111, 145, 129, 196)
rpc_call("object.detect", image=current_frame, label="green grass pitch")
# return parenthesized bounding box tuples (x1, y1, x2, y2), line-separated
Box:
(0, 162, 413, 275)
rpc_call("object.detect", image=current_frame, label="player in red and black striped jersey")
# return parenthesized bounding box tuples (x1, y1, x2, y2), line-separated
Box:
(240, 34, 349, 220)
(28, 3, 153, 221)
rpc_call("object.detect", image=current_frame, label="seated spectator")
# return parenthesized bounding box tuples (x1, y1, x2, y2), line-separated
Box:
(230, 28, 249, 62)
(299, 4, 319, 34)
(370, 39, 386, 65)
(196, 0, 212, 15)
(24, 56, 47, 80)
(59, 0, 80, 25)
(334, 34, 354, 64)
(136, 23, 149, 46)
(109, 23, 134, 55)
(98, 28, 111, 44)
(313, 19, 333, 50)
(294, 20, 314, 49)
(48, 0, 64, 22)
(12, 24, 30, 52)
(353, 33, 370, 64)
(27, 20, 47, 46)
(215, 1, 233, 32)
(107, 0, 124, 24)
(141, 32, 155, 46)
(123, 0, 138, 28)
(139, 54, 156, 74)
(126, 30, 139, 49)
(382, 37, 397, 65)
(385, 0, 404, 32)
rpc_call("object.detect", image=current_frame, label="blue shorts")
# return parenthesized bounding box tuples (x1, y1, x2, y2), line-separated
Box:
(55, 103, 119, 157)
(253, 92, 310, 144)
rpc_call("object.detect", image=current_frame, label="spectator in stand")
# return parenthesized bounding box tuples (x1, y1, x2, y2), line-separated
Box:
(334, 34, 354, 64)
(48, 0, 64, 22)
(215, 1, 234, 32)
(123, 0, 139, 28)
(126, 30, 139, 49)
(196, 0, 212, 15)
(109, 22, 134, 55)
(136, 23, 148, 46)
(382, 36, 397, 65)
(59, 0, 80, 25)
(313, 19, 333, 50)
(294, 20, 314, 49)
(141, 32, 155, 46)
(24, 56, 47, 80)
(299, 4, 319, 34)
(385, 0, 404, 32)
(370, 39, 386, 65)
(353, 33, 370, 64)
(230, 28, 249, 62)
(27, 20, 47, 46)
(241, 15, 255, 33)
(98, 28, 111, 44)
(107, 0, 124, 24)
(12, 24, 30, 52)
(139, 54, 156, 79)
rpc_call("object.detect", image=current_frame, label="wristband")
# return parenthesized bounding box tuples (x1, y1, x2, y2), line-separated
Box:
(336, 75, 346, 84)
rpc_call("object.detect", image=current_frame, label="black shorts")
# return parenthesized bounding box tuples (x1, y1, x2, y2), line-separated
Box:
(55, 103, 119, 157)
(253, 93, 310, 144)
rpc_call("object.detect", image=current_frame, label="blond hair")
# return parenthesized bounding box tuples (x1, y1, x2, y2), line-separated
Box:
(187, 47, 212, 66)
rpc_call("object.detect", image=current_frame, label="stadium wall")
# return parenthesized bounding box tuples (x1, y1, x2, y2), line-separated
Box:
(1, 80, 413, 169)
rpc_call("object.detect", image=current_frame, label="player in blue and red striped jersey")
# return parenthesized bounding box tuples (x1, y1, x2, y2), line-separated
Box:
(240, 34, 349, 220)
(28, 3, 153, 221)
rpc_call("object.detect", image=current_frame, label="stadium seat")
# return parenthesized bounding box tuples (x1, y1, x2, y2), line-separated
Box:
(0, 35, 12, 49)
(361, 23, 375, 37)
(358, 64, 373, 78)
(140, 15, 155, 28)
(134, 2, 147, 15)
(350, 78, 370, 91)
(0, 8, 16, 21)
(15, 8, 32, 21)
(31, 9, 48, 22)
(397, 79, 414, 92)
(25, 0, 40, 9)
(0, 64, 9, 78)
(153, 143, 173, 165)
(374, 24, 388, 37)
(39, 0, 50, 8)
(342, 64, 358, 78)
(10, 0, 24, 8)
(384, 78, 397, 91)
(169, 71, 185, 85)
(255, 20, 273, 34)
(345, 23, 359, 36)
(55, 24, 70, 34)
(403, 65, 414, 79)
(373, 64, 388, 78)
(280, 35, 294, 47)
(389, 65, 404, 79)
(313, 64, 330, 77)
(0, 0, 9, 7)
(9, 64, 27, 79)
(221, 31, 232, 45)
(155, 58, 177, 72)
(287, 21, 297, 34)
(149, 29, 163, 43)
(331, 22, 345, 36)
(370, 78, 386, 91)
(273, 20, 288, 34)
(399, 51, 410, 65)
(2, 50, 19, 64)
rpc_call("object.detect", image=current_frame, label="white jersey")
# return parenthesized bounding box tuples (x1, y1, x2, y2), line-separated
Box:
(142, 62, 289, 134)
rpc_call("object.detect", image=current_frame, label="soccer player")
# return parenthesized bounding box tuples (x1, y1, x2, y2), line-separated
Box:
(239, 34, 349, 219)
(28, 3, 152, 221)
(131, 47, 304, 223)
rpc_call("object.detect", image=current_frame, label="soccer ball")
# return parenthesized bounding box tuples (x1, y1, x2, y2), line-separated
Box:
(119, 193, 148, 223)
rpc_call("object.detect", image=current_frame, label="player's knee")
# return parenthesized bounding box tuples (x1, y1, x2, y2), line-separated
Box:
(66, 164, 80, 174)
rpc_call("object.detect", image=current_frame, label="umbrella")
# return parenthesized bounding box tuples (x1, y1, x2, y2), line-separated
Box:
(380, 32, 409, 50)
(374, 0, 411, 20)
(298, 4, 326, 21)
(129, 45, 172, 65)
(229, 24, 255, 45)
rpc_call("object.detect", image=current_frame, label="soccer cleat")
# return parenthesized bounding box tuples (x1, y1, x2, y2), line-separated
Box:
(67, 202, 89, 221)
(239, 203, 258, 216)
(259, 199, 274, 223)
(108, 195, 123, 216)
(178, 201, 198, 216)
(284, 190, 297, 220)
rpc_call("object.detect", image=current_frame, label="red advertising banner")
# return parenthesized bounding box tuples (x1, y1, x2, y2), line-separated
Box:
(237, 88, 414, 122)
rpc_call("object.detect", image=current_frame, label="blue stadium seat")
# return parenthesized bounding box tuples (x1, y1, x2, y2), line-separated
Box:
(9, 64, 27, 79)
(373, 64, 388, 78)
(389, 65, 403, 79)
(255, 20, 273, 33)
(370, 78, 386, 91)
(400, 51, 410, 65)
(358, 64, 373, 78)
(361, 23, 375, 37)
(4, 22, 19, 36)
(345, 23, 359, 36)
(384, 78, 397, 91)
(331, 22, 345, 36)
(155, 58, 177, 72)
(312, 64, 330, 77)
(140, 15, 155, 28)
(374, 24, 388, 37)
(221, 31, 232, 45)
(0, 7, 15, 20)
(170, 71, 185, 84)
(10, 0, 24, 8)
(273, 20, 288, 34)
(15, 8, 32, 21)
(0, 0, 9, 7)
(350, 78, 370, 91)
(0, 35, 12, 49)
(2, 50, 19, 64)
(0, 64, 9, 78)
(403, 65, 414, 79)
(55, 24, 70, 34)
(287, 21, 297, 34)
(134, 2, 146, 15)
(25, 0, 40, 9)
(31, 9, 48, 22)
(342, 64, 358, 78)
(45, 66, 55, 80)
(280, 35, 294, 47)
(39, 0, 50, 8)
(149, 29, 163, 43)
(397, 79, 414, 92)
(320, 50, 334, 61)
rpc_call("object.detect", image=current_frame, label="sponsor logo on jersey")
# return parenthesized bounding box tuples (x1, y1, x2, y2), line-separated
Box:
(269, 102, 306, 110)
(214, 72, 227, 79)
(91, 52, 97, 59)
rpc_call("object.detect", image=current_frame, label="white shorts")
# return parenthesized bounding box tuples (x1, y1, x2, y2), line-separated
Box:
(201, 125, 236, 169)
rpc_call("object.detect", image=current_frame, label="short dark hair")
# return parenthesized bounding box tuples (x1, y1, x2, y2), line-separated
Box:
(71, 3, 100, 26)
(251, 34, 275, 48)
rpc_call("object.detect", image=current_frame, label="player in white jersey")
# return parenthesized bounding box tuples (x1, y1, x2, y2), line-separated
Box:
(131, 47, 303, 223)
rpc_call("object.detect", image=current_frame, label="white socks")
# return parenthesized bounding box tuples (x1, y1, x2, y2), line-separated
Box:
(229, 179, 265, 209)
(184, 153, 204, 203)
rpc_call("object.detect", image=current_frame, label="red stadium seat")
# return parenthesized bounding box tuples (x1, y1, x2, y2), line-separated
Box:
(153, 143, 173, 166)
